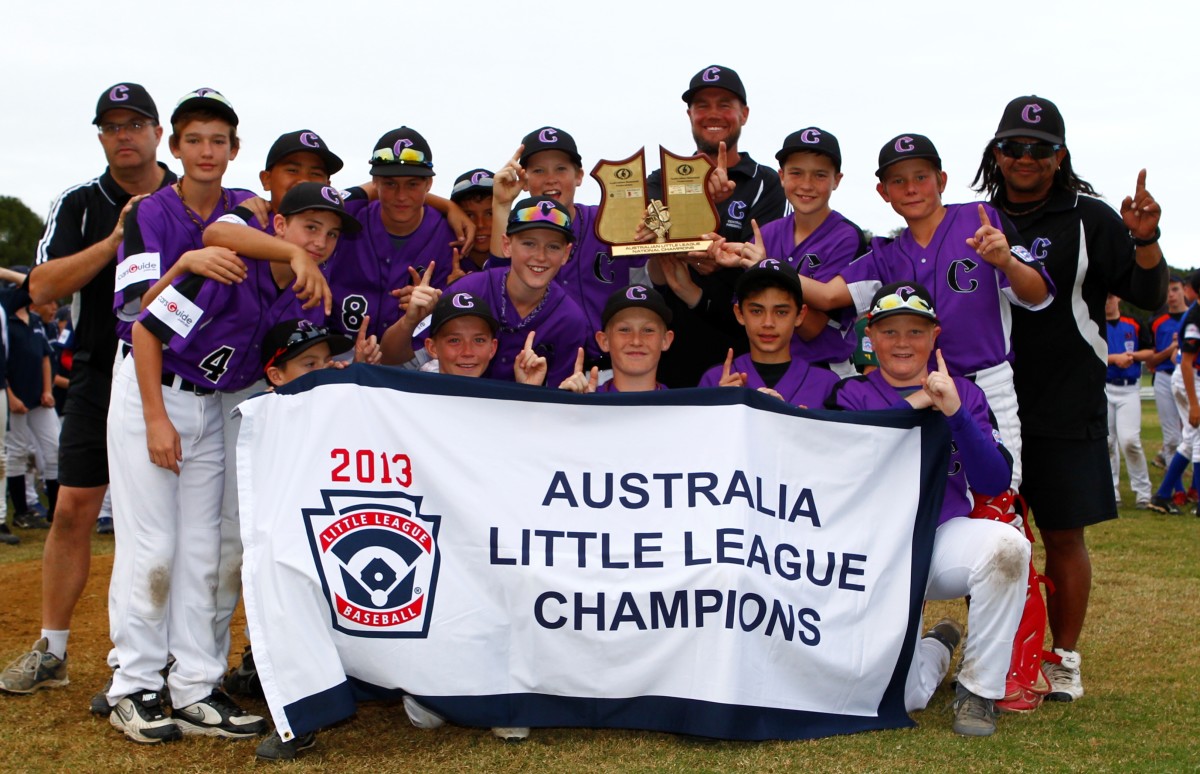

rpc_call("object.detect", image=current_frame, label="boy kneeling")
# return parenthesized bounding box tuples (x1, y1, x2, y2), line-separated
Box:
(826, 282, 1028, 737)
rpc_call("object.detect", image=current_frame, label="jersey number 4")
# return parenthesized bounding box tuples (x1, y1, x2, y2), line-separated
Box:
(200, 345, 235, 383)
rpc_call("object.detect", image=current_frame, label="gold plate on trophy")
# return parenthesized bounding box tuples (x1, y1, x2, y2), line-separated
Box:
(591, 147, 719, 256)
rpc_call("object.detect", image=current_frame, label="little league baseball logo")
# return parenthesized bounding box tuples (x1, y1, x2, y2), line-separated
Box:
(304, 490, 441, 638)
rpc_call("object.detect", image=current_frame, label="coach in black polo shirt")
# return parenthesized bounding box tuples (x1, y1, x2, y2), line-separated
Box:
(646, 65, 788, 387)
(0, 83, 176, 695)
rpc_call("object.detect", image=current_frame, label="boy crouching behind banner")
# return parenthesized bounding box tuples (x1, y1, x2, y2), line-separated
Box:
(700, 259, 839, 409)
(826, 282, 1028, 737)
(559, 284, 674, 394)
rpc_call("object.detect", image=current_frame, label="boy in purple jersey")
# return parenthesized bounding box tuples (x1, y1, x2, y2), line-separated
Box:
(383, 196, 588, 386)
(449, 168, 495, 278)
(698, 259, 839, 409)
(826, 282, 1027, 737)
(716, 127, 867, 376)
(323, 127, 458, 340)
(560, 284, 674, 394)
(114, 90, 258, 327)
(773, 134, 1052, 490)
(103, 182, 358, 745)
(490, 127, 646, 363)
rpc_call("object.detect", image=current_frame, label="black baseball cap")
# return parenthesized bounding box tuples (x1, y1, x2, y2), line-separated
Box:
(519, 127, 582, 168)
(370, 127, 434, 177)
(682, 65, 747, 104)
(428, 291, 499, 336)
(776, 127, 842, 171)
(601, 284, 673, 328)
(94, 83, 158, 125)
(993, 95, 1066, 145)
(450, 168, 495, 202)
(265, 130, 344, 175)
(170, 88, 238, 127)
(876, 133, 941, 178)
(507, 196, 575, 242)
(277, 183, 361, 234)
(735, 258, 804, 306)
(261, 319, 353, 371)
(866, 281, 938, 324)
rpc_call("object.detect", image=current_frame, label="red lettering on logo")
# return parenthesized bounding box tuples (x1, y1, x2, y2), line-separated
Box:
(336, 593, 424, 627)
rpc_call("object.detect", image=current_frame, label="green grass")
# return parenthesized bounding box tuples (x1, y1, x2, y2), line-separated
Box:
(0, 398, 1197, 772)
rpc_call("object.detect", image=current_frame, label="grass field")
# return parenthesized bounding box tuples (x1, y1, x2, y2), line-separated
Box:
(0, 400, 1197, 772)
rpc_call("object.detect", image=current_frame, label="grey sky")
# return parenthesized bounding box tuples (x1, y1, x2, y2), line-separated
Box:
(4, 1, 1194, 277)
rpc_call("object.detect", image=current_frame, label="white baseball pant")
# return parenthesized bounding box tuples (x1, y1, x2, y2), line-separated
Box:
(904, 517, 1029, 710)
(1106, 382, 1152, 503)
(105, 355, 227, 710)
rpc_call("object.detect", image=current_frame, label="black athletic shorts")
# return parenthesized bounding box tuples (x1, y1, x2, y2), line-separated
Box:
(57, 361, 115, 489)
(1021, 435, 1118, 531)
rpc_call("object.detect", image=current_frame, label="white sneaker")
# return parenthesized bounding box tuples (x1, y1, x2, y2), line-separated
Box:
(110, 691, 181, 744)
(174, 690, 268, 738)
(403, 695, 445, 729)
(492, 726, 530, 742)
(1044, 648, 1083, 702)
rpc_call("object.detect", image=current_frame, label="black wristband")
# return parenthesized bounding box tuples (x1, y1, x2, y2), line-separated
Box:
(1132, 226, 1161, 247)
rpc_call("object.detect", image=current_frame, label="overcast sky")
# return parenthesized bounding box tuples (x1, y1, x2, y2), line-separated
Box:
(4, 1, 1195, 281)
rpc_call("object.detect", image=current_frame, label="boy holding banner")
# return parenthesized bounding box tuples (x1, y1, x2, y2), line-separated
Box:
(826, 282, 1028, 737)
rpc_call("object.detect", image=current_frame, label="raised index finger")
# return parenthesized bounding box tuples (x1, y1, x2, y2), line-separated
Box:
(717, 141, 727, 171)
(750, 218, 763, 246)
(524, 330, 536, 351)
(574, 346, 585, 373)
(511, 145, 525, 165)
(977, 203, 992, 230)
(936, 348, 948, 374)
(1135, 168, 1147, 196)
(420, 261, 436, 286)
(722, 347, 734, 378)
(357, 314, 370, 342)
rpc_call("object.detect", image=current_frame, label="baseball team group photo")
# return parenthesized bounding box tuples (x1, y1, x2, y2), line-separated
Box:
(0, 4, 1197, 768)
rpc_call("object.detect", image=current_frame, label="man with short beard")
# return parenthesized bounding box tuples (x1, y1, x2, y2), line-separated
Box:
(646, 65, 786, 387)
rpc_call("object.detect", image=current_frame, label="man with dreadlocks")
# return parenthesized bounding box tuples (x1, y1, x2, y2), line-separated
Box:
(972, 95, 1166, 704)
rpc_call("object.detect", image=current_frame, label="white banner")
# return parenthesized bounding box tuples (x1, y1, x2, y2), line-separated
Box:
(237, 367, 947, 740)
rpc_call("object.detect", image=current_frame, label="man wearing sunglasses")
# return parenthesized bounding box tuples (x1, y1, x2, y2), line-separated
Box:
(972, 95, 1166, 705)
(1, 84, 176, 696)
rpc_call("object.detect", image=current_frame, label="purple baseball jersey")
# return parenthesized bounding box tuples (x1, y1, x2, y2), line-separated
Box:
(433, 268, 589, 386)
(698, 353, 840, 409)
(324, 200, 456, 340)
(139, 262, 324, 392)
(756, 210, 866, 365)
(827, 370, 1012, 525)
(839, 203, 1054, 376)
(114, 186, 257, 329)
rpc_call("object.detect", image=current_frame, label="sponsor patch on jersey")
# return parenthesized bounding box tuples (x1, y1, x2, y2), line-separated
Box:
(214, 212, 250, 226)
(150, 285, 203, 338)
(305, 490, 441, 638)
(114, 252, 161, 292)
